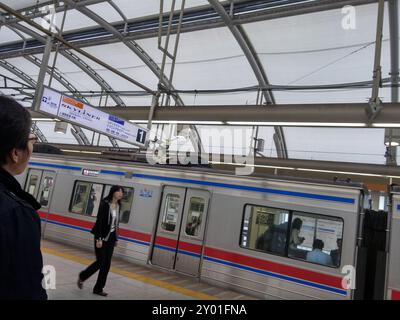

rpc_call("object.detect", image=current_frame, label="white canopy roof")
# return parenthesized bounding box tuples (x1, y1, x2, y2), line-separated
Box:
(0, 0, 396, 165)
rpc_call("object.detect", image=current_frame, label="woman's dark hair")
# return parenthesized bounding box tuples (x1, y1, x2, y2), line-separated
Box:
(105, 185, 124, 205)
(0, 96, 32, 165)
(292, 218, 303, 230)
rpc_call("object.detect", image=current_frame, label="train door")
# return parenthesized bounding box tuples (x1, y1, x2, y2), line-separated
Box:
(25, 169, 57, 236)
(151, 186, 210, 276)
(25, 169, 43, 199)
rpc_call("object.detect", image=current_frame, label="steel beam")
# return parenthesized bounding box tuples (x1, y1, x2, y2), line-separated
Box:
(368, 0, 385, 121)
(389, 0, 399, 103)
(27, 103, 400, 125)
(386, 0, 399, 165)
(0, 1, 379, 60)
(2, 0, 109, 25)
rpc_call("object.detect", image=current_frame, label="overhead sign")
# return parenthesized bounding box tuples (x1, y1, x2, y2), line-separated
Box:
(39, 86, 148, 147)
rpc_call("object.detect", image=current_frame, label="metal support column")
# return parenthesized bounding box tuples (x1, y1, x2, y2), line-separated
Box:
(385, 0, 399, 165)
(32, 35, 53, 111)
(367, 0, 385, 122)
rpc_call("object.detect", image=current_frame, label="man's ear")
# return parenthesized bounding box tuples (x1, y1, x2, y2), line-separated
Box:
(9, 148, 19, 164)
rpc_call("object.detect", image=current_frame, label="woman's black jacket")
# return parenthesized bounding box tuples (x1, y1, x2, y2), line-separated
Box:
(90, 199, 119, 241)
(0, 168, 48, 300)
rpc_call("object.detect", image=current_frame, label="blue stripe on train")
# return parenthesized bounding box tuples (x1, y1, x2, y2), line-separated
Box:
(133, 173, 355, 204)
(29, 162, 355, 204)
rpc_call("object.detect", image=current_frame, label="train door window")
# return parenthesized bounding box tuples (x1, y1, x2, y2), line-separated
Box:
(26, 174, 39, 197)
(240, 205, 289, 256)
(104, 185, 134, 224)
(161, 194, 180, 232)
(184, 197, 205, 237)
(39, 176, 54, 207)
(288, 212, 344, 268)
(70, 181, 103, 216)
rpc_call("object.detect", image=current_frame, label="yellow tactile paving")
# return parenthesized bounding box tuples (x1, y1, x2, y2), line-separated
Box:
(42, 246, 218, 300)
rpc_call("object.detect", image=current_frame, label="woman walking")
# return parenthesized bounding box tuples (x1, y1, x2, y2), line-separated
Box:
(77, 185, 124, 296)
(0, 96, 47, 300)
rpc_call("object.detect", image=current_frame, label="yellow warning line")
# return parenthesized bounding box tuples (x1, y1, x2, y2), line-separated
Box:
(41, 247, 218, 300)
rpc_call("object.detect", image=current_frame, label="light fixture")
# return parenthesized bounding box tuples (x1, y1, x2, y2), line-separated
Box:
(209, 161, 400, 179)
(129, 120, 225, 125)
(60, 149, 102, 155)
(373, 123, 400, 128)
(385, 141, 400, 147)
(32, 118, 59, 122)
(225, 122, 367, 127)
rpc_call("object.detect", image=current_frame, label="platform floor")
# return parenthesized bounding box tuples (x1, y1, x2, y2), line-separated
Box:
(41, 239, 258, 300)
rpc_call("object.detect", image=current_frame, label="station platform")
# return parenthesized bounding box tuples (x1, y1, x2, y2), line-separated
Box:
(41, 239, 258, 300)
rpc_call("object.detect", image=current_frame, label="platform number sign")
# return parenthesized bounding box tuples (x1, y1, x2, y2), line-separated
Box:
(136, 129, 147, 145)
(38, 86, 149, 147)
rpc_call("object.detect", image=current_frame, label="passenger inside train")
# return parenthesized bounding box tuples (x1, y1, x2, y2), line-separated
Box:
(306, 239, 333, 266)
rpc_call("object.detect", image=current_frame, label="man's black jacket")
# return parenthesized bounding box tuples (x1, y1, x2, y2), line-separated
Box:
(0, 168, 47, 300)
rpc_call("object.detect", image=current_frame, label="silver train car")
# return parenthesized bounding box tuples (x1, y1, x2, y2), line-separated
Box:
(15, 153, 393, 300)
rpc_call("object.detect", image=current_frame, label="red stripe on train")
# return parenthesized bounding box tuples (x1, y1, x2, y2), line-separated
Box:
(155, 236, 177, 249)
(39, 211, 93, 229)
(155, 235, 202, 254)
(178, 241, 202, 254)
(204, 247, 343, 289)
(39, 211, 151, 243)
(392, 290, 400, 300)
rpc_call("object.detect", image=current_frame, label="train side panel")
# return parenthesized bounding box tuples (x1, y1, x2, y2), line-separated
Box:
(201, 182, 361, 300)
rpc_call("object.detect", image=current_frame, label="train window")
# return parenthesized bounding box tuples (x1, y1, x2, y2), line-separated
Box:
(161, 194, 180, 232)
(39, 176, 54, 207)
(70, 181, 103, 217)
(104, 185, 134, 224)
(240, 205, 290, 256)
(26, 174, 39, 196)
(288, 212, 343, 268)
(185, 197, 205, 237)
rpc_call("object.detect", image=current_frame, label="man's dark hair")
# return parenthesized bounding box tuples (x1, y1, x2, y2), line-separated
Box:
(313, 239, 324, 250)
(0, 96, 32, 165)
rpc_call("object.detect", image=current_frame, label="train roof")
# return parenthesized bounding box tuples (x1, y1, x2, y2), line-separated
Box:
(31, 152, 365, 191)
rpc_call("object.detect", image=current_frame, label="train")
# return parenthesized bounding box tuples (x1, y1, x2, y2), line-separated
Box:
(15, 153, 399, 300)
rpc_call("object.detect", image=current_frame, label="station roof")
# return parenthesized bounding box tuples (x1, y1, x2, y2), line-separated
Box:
(0, 0, 397, 166)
